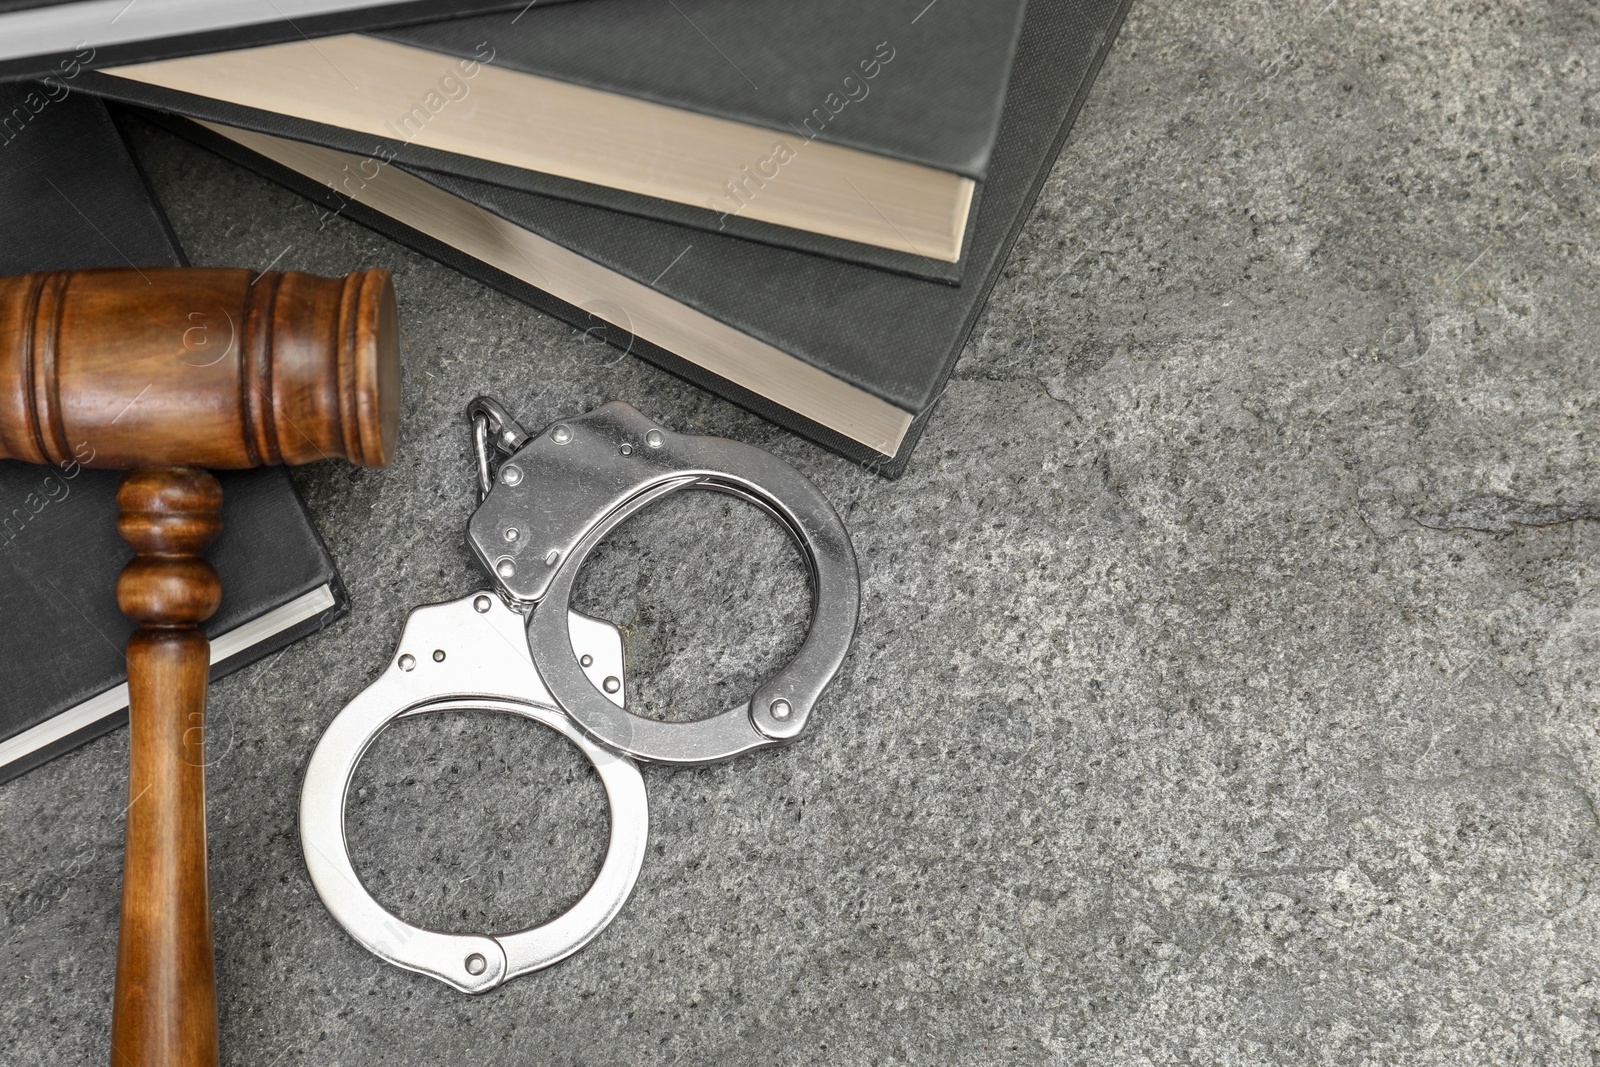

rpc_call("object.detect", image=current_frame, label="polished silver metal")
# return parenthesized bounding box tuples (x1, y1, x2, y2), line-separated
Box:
(467, 396, 531, 453)
(302, 399, 860, 990)
(468, 397, 530, 502)
(466, 401, 861, 766)
(472, 415, 493, 500)
(300, 592, 647, 994)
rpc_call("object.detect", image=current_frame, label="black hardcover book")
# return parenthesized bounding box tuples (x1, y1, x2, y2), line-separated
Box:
(135, 0, 1132, 476)
(0, 85, 347, 783)
(77, 0, 1031, 282)
(0, 0, 576, 84)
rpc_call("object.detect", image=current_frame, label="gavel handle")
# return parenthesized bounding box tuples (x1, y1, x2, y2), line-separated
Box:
(0, 267, 400, 1065)
(109, 469, 223, 1067)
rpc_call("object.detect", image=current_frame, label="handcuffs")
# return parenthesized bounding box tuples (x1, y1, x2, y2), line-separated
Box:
(300, 399, 859, 993)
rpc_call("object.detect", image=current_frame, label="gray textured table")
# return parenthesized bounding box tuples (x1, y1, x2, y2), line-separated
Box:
(5, 0, 1599, 1062)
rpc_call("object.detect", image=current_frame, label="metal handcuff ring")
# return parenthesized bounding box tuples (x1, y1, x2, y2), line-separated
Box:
(300, 591, 648, 993)
(301, 398, 859, 991)
(466, 398, 861, 766)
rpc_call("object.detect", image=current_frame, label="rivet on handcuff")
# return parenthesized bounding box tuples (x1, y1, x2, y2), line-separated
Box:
(299, 398, 860, 993)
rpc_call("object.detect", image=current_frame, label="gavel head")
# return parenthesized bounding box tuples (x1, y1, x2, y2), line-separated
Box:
(0, 267, 400, 470)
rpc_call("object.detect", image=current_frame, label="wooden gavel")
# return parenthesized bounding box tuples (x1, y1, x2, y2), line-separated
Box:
(0, 267, 401, 1067)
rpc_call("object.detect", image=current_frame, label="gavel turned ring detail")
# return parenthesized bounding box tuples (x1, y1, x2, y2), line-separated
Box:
(0, 267, 401, 1067)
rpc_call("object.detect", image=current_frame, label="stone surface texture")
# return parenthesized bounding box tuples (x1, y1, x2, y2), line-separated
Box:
(3, 0, 1598, 1063)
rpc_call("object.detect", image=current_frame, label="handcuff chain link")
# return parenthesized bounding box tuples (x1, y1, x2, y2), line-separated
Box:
(467, 396, 531, 501)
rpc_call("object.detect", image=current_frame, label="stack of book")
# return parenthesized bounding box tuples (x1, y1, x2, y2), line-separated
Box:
(0, 0, 1129, 776)
(6, 0, 1132, 476)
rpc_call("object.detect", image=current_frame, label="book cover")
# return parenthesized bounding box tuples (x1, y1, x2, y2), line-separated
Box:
(0, 84, 348, 783)
(0, 0, 577, 83)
